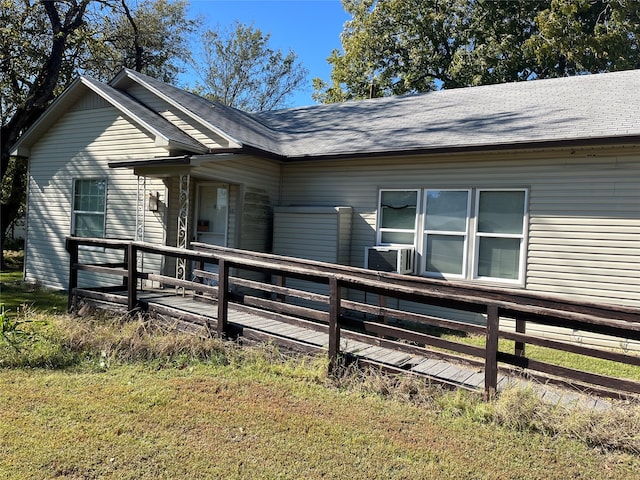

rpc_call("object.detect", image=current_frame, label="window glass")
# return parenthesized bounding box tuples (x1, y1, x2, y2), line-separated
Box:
(425, 190, 468, 231)
(378, 190, 418, 245)
(477, 237, 521, 280)
(73, 179, 106, 237)
(425, 234, 465, 275)
(74, 213, 105, 238)
(381, 231, 415, 244)
(380, 191, 417, 229)
(477, 190, 525, 234)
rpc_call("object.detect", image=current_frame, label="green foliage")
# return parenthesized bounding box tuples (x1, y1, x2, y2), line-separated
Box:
(0, 0, 199, 251)
(192, 21, 308, 111)
(82, 0, 200, 83)
(315, 0, 640, 102)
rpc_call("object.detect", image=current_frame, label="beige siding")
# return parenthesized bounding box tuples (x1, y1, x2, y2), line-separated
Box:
(181, 156, 281, 253)
(126, 84, 230, 149)
(273, 206, 352, 264)
(280, 149, 640, 310)
(26, 101, 168, 290)
(69, 91, 110, 111)
(272, 206, 352, 309)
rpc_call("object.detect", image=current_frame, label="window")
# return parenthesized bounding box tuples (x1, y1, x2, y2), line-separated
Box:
(72, 179, 106, 237)
(376, 187, 528, 284)
(422, 189, 471, 277)
(474, 189, 527, 281)
(377, 190, 419, 245)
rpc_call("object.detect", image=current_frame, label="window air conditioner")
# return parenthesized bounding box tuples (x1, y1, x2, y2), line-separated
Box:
(365, 246, 415, 274)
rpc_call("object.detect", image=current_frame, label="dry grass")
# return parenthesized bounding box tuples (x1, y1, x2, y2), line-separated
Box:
(1, 285, 640, 477)
(328, 362, 640, 456)
(2, 356, 639, 479)
(59, 308, 231, 367)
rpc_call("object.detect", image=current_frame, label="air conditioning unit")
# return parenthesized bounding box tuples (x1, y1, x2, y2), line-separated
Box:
(365, 246, 415, 274)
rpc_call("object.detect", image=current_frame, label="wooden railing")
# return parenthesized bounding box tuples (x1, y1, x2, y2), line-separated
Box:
(66, 237, 640, 399)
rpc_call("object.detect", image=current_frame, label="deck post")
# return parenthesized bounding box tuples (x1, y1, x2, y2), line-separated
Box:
(515, 318, 526, 357)
(66, 238, 78, 312)
(484, 304, 499, 400)
(127, 243, 138, 311)
(328, 276, 341, 373)
(217, 258, 229, 338)
(275, 274, 286, 302)
(122, 246, 129, 287)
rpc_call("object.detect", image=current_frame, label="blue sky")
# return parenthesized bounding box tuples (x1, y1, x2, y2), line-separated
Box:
(185, 0, 350, 107)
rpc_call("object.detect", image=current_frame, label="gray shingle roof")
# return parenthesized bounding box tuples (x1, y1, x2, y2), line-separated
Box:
(257, 69, 640, 158)
(115, 68, 640, 160)
(112, 70, 284, 154)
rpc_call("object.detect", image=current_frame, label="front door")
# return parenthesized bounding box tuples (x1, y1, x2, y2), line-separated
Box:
(195, 183, 229, 247)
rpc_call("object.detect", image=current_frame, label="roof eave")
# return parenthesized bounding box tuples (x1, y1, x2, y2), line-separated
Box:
(109, 154, 192, 169)
(282, 135, 640, 162)
(109, 145, 282, 169)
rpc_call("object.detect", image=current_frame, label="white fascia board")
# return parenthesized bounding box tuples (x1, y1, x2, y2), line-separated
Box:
(119, 69, 243, 148)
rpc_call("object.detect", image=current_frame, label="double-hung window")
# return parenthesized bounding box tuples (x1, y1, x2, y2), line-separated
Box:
(376, 187, 528, 284)
(377, 189, 419, 246)
(422, 189, 471, 278)
(474, 189, 527, 282)
(72, 179, 106, 238)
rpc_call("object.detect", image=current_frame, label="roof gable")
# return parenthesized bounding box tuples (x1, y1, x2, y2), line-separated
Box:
(11, 76, 207, 157)
(110, 69, 283, 155)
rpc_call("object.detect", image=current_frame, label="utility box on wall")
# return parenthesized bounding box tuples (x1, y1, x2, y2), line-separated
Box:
(272, 206, 353, 265)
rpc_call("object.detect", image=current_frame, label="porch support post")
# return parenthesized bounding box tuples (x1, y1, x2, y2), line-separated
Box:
(135, 175, 146, 242)
(176, 173, 190, 288)
(127, 243, 138, 311)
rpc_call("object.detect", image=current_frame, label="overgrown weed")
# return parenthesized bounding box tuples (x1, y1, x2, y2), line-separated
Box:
(57, 307, 232, 369)
(327, 363, 640, 455)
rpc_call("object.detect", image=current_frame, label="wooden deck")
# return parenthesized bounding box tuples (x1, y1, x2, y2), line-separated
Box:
(82, 288, 611, 410)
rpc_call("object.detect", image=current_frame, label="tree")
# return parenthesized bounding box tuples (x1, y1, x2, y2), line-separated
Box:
(524, 0, 640, 78)
(192, 21, 308, 111)
(83, 0, 199, 83)
(0, 0, 198, 267)
(314, 0, 640, 102)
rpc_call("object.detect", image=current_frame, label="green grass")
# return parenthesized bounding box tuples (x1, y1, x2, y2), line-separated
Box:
(444, 334, 640, 382)
(1, 353, 640, 479)
(1, 257, 640, 478)
(1, 250, 66, 316)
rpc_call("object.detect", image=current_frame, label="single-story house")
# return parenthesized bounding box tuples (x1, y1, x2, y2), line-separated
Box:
(10, 68, 640, 346)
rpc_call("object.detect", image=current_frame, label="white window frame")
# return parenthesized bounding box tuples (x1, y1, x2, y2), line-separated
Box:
(376, 189, 420, 247)
(421, 189, 472, 279)
(374, 186, 529, 286)
(472, 188, 528, 284)
(71, 178, 107, 239)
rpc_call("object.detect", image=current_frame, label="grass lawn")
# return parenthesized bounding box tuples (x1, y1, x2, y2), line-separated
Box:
(1, 250, 66, 315)
(1, 251, 640, 478)
(441, 333, 640, 382)
(2, 362, 639, 480)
